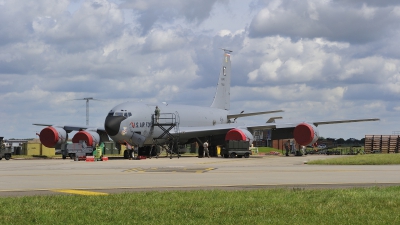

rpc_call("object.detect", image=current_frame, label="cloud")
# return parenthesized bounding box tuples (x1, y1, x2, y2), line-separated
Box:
(120, 0, 226, 34)
(249, 0, 400, 44)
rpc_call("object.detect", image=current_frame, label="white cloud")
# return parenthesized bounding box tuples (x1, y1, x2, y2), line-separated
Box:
(142, 28, 188, 53)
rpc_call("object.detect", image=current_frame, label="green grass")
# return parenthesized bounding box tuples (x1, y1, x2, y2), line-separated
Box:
(256, 147, 282, 154)
(307, 153, 400, 165)
(1, 187, 400, 224)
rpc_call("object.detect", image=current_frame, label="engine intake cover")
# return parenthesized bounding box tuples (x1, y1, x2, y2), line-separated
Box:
(72, 131, 100, 147)
(39, 126, 67, 148)
(293, 123, 319, 146)
(225, 128, 254, 143)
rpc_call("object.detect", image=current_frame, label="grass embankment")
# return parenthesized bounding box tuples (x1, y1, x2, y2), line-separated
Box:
(307, 153, 400, 165)
(1, 187, 400, 224)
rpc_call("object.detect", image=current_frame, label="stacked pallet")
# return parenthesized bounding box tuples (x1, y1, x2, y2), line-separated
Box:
(364, 135, 400, 154)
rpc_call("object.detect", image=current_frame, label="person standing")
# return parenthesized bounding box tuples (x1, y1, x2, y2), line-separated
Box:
(203, 140, 210, 158)
(284, 140, 290, 156)
(155, 106, 160, 123)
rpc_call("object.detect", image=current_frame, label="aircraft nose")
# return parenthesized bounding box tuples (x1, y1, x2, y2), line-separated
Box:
(104, 115, 126, 136)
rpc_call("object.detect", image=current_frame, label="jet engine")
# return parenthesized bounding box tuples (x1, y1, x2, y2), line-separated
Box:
(72, 130, 100, 147)
(225, 128, 254, 143)
(39, 126, 68, 148)
(293, 123, 319, 146)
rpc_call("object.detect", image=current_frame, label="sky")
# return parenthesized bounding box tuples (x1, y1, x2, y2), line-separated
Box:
(1, 0, 399, 140)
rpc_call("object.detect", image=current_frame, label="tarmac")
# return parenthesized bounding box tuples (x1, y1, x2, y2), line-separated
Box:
(0, 154, 399, 197)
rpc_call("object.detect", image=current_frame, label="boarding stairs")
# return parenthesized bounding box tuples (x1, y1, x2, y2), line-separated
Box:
(152, 113, 180, 159)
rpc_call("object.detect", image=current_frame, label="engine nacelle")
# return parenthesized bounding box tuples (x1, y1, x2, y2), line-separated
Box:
(39, 126, 68, 148)
(72, 130, 100, 147)
(293, 123, 320, 146)
(225, 128, 254, 143)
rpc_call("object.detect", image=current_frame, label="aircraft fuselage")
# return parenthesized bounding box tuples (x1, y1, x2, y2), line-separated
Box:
(104, 102, 228, 146)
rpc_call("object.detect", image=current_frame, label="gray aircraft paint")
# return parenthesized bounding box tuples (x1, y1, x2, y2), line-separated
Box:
(211, 50, 231, 110)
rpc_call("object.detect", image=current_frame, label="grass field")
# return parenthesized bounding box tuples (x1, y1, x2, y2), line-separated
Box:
(1, 187, 400, 224)
(307, 153, 400, 165)
(255, 147, 283, 154)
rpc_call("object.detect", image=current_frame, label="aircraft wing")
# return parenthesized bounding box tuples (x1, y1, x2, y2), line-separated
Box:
(174, 122, 278, 141)
(227, 110, 284, 120)
(311, 118, 380, 126)
(246, 118, 380, 130)
(175, 123, 249, 138)
(33, 124, 106, 132)
(175, 118, 380, 137)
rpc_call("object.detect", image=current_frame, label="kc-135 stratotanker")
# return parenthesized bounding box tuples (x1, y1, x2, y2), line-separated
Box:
(35, 49, 379, 158)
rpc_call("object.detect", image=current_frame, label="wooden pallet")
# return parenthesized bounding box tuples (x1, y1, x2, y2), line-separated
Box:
(364, 135, 400, 153)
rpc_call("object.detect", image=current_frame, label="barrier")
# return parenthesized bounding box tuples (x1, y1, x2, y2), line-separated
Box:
(85, 156, 95, 162)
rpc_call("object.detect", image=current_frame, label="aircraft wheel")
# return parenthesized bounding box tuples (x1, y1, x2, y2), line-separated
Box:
(62, 155, 67, 159)
(230, 153, 236, 158)
(69, 154, 75, 159)
(0, 157, 2, 160)
(5, 154, 11, 160)
(123, 150, 129, 159)
(244, 153, 250, 158)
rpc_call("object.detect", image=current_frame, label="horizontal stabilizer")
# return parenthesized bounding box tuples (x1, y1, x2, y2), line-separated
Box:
(227, 110, 284, 120)
(267, 117, 283, 123)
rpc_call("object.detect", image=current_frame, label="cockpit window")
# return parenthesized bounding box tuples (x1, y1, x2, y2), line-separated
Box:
(113, 111, 132, 118)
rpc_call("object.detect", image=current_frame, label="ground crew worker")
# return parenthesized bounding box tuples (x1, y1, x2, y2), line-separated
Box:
(127, 144, 134, 159)
(284, 140, 290, 156)
(155, 106, 160, 123)
(203, 140, 210, 158)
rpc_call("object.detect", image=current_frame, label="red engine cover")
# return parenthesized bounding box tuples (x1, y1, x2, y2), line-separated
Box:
(293, 123, 315, 146)
(39, 127, 60, 148)
(72, 131, 94, 146)
(225, 128, 247, 141)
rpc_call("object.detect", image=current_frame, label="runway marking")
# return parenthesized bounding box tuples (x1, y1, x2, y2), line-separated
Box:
(51, 189, 109, 196)
(123, 167, 216, 173)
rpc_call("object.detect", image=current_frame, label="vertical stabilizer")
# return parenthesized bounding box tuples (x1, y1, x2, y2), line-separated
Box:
(211, 49, 231, 110)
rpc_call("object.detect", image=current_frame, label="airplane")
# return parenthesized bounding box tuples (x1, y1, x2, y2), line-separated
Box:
(35, 49, 379, 158)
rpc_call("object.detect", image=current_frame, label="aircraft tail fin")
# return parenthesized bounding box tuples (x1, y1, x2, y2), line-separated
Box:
(211, 49, 232, 110)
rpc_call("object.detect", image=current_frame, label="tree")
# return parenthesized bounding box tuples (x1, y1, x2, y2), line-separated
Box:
(336, 138, 345, 144)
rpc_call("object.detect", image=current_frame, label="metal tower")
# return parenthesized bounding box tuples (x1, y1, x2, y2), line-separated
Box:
(73, 97, 104, 125)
